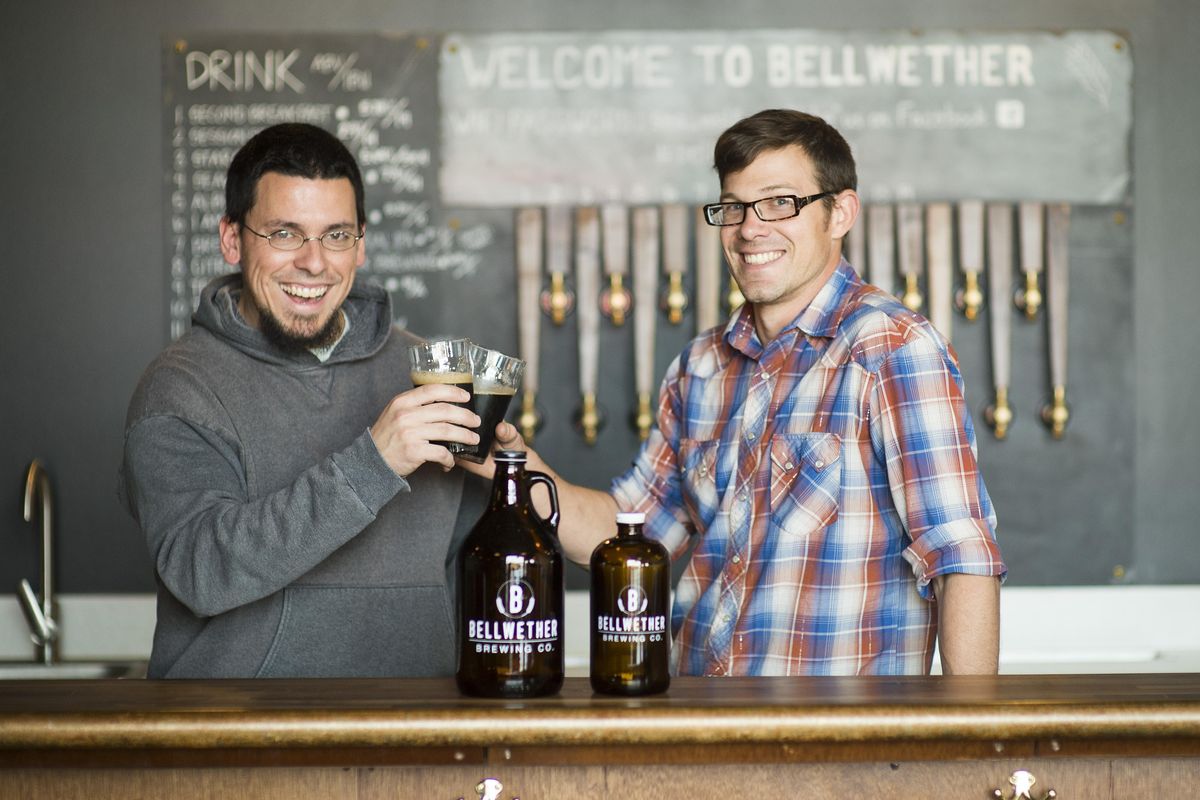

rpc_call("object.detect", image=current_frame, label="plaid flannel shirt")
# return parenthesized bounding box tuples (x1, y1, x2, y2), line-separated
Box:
(612, 260, 1005, 676)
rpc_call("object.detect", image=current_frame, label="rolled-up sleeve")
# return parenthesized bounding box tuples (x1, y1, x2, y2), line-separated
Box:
(869, 334, 1006, 598)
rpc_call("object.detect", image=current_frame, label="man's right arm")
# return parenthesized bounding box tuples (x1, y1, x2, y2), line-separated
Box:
(123, 416, 399, 618)
(123, 383, 480, 617)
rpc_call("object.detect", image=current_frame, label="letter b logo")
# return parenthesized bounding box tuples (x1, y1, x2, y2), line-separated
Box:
(508, 584, 524, 615)
(496, 579, 536, 619)
(617, 584, 649, 616)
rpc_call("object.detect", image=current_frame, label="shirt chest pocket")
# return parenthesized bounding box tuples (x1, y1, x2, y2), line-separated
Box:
(769, 432, 842, 537)
(680, 438, 722, 531)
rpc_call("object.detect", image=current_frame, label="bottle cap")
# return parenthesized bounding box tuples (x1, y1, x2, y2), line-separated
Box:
(616, 511, 645, 525)
(493, 450, 527, 462)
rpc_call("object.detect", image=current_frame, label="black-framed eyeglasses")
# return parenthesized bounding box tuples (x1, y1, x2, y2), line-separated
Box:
(702, 192, 833, 227)
(242, 224, 364, 252)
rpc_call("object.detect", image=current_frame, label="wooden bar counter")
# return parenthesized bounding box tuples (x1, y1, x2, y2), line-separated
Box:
(3, 674, 1200, 798)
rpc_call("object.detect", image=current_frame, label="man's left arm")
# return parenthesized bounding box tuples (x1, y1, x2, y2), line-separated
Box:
(869, 331, 1006, 674)
(934, 573, 1000, 674)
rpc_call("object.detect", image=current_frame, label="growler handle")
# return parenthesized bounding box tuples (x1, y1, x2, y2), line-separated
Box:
(524, 470, 561, 532)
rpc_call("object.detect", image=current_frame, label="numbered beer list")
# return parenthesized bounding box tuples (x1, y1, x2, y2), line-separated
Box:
(163, 34, 496, 340)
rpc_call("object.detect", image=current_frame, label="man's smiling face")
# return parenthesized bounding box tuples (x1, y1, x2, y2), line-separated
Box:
(219, 172, 364, 350)
(719, 145, 855, 339)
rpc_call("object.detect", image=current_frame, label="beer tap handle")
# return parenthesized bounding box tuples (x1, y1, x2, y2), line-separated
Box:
(632, 207, 660, 440)
(1015, 202, 1044, 320)
(541, 206, 575, 325)
(600, 204, 632, 326)
(515, 208, 544, 443)
(985, 203, 1015, 440)
(574, 207, 604, 445)
(926, 202, 953, 340)
(866, 204, 896, 298)
(661, 203, 689, 325)
(694, 206, 723, 333)
(897, 202, 924, 312)
(955, 200, 985, 321)
(1040, 204, 1071, 439)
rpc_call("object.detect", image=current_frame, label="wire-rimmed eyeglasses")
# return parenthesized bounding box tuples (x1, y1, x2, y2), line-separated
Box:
(702, 192, 833, 227)
(242, 224, 364, 252)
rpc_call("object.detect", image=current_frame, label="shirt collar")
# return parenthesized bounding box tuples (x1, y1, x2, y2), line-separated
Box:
(723, 258, 861, 356)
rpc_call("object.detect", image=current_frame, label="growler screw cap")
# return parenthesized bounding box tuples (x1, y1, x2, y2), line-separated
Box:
(616, 512, 646, 525)
(494, 450, 527, 461)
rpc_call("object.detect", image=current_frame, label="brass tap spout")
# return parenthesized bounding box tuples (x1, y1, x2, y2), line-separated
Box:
(957, 271, 983, 321)
(634, 392, 653, 442)
(1015, 270, 1043, 320)
(984, 387, 1013, 441)
(664, 271, 688, 325)
(902, 272, 923, 312)
(1041, 385, 1070, 439)
(579, 392, 600, 445)
(518, 392, 542, 444)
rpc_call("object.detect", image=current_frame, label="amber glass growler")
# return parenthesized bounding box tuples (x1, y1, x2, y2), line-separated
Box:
(590, 511, 671, 695)
(457, 450, 564, 698)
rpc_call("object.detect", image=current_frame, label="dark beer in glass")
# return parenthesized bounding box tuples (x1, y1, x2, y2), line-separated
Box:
(460, 345, 525, 464)
(407, 338, 473, 454)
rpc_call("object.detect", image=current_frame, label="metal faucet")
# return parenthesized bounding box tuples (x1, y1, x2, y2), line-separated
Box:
(19, 459, 59, 663)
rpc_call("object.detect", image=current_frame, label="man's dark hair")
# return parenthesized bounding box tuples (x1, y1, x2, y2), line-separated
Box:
(224, 123, 365, 227)
(713, 109, 857, 211)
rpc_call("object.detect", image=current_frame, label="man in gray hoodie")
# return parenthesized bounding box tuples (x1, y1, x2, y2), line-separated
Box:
(121, 123, 484, 678)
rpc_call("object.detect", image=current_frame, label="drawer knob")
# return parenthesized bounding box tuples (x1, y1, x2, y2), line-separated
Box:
(458, 777, 516, 800)
(992, 769, 1057, 800)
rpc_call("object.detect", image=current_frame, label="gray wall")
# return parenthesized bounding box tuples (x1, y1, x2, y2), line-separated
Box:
(3, 0, 1197, 595)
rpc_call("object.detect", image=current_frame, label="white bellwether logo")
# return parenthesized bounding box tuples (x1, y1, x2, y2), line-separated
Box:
(495, 579, 536, 619)
(616, 584, 649, 616)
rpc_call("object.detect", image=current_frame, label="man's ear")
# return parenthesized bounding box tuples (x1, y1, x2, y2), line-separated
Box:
(829, 190, 861, 241)
(218, 216, 242, 267)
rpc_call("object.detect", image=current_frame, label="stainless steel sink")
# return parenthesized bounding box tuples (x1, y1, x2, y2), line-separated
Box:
(0, 660, 147, 680)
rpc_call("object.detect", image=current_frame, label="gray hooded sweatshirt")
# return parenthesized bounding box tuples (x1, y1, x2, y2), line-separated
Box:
(120, 274, 484, 678)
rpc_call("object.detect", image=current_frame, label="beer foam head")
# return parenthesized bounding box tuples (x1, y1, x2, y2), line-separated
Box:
(411, 370, 472, 385)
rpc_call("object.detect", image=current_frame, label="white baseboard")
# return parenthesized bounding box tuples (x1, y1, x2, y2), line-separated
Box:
(4, 587, 1199, 673)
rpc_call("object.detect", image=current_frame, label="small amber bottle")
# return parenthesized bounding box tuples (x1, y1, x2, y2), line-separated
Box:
(589, 511, 670, 695)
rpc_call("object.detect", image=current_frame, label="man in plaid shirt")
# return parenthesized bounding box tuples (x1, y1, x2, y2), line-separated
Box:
(472, 109, 1005, 676)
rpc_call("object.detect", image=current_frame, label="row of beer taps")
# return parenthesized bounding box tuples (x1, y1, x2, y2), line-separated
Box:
(516, 201, 1072, 446)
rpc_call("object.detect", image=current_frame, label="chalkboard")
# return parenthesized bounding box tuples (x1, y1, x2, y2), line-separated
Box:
(440, 30, 1132, 205)
(160, 30, 1135, 591)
